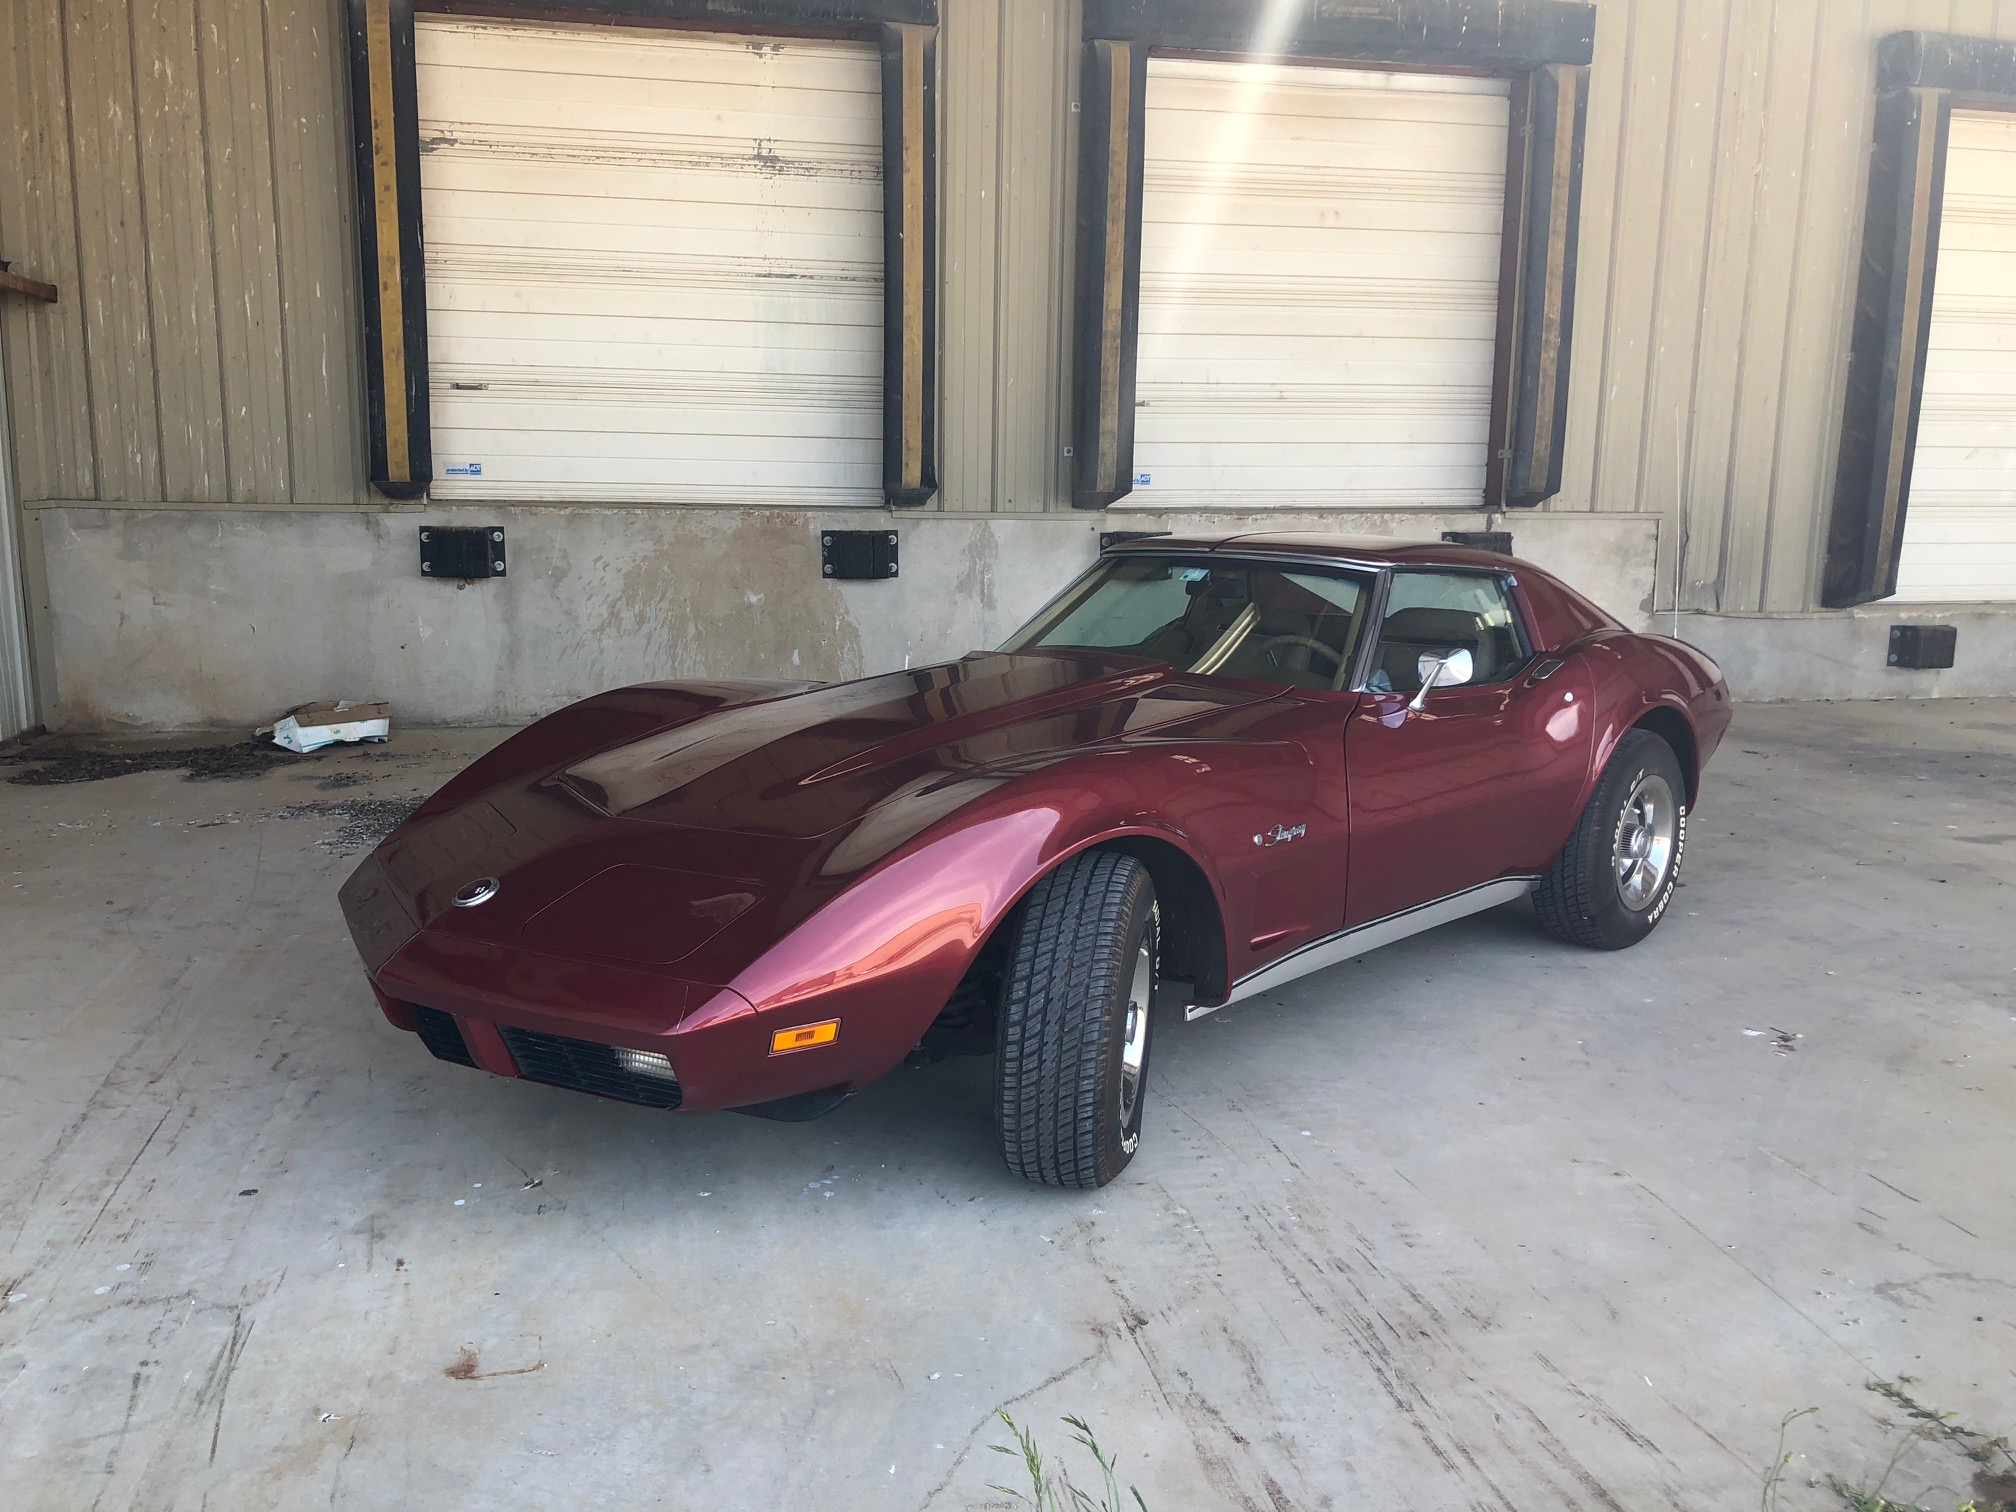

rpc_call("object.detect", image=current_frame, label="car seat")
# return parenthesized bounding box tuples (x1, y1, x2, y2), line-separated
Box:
(1136, 577, 1250, 667)
(1218, 597, 1338, 688)
(1376, 607, 1494, 692)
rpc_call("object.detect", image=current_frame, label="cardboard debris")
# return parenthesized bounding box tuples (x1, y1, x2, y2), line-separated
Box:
(262, 700, 391, 754)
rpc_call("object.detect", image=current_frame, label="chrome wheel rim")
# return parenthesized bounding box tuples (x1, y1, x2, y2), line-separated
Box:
(1117, 923, 1154, 1145)
(1614, 773, 1678, 911)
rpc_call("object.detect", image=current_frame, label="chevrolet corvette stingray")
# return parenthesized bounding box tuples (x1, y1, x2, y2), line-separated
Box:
(341, 534, 1730, 1186)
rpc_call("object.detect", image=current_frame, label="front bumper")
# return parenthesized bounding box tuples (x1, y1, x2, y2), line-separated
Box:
(364, 927, 831, 1114)
(343, 855, 908, 1116)
(403, 1002, 687, 1109)
(345, 851, 758, 1111)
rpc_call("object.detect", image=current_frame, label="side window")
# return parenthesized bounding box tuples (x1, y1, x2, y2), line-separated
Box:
(1209, 569, 1366, 691)
(1368, 573, 1528, 693)
(1006, 558, 1371, 690)
(1034, 558, 1199, 650)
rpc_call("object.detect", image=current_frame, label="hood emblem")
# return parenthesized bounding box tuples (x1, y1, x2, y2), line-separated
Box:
(452, 877, 500, 908)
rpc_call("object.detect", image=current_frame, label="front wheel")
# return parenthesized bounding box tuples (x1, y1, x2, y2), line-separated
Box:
(1533, 729, 1688, 950)
(995, 852, 1158, 1188)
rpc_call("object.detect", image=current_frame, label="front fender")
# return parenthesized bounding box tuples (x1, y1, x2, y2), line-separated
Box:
(674, 744, 1282, 1105)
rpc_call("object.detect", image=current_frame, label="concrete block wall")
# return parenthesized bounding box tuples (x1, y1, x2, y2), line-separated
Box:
(34, 507, 1658, 730)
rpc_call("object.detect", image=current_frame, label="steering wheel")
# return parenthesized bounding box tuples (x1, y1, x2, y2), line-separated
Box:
(1251, 634, 1344, 672)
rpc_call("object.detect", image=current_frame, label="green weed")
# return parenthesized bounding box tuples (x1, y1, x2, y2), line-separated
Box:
(1769, 1379, 2016, 1512)
(989, 1412, 1148, 1512)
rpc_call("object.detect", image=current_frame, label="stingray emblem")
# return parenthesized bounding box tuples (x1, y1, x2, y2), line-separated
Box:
(452, 877, 500, 908)
(1252, 824, 1307, 849)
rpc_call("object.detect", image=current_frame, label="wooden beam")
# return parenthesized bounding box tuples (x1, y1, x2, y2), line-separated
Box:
(1497, 63, 1589, 508)
(0, 264, 58, 303)
(345, 0, 431, 500)
(1070, 38, 1148, 509)
(420, 0, 935, 27)
(1822, 87, 1951, 608)
(1878, 29, 2016, 95)
(1082, 0, 1595, 71)
(880, 21, 939, 506)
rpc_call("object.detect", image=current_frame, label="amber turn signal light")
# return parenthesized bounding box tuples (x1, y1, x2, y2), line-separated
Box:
(769, 1019, 839, 1055)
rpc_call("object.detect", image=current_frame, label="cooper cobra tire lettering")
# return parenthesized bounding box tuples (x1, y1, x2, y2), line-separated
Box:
(1643, 807, 1685, 925)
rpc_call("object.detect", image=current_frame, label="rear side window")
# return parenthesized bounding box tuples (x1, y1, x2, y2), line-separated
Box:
(1367, 573, 1528, 693)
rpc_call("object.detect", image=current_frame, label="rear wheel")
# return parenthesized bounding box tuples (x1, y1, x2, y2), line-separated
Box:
(995, 852, 1158, 1188)
(1533, 729, 1687, 950)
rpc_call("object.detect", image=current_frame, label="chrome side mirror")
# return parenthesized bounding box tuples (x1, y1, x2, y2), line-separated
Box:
(1408, 647, 1474, 712)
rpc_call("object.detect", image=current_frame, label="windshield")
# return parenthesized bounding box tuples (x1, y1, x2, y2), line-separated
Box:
(1002, 556, 1371, 691)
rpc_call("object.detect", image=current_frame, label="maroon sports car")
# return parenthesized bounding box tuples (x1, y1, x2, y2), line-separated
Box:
(341, 534, 1730, 1187)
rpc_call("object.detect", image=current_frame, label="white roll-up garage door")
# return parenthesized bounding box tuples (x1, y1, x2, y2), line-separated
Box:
(1128, 60, 1509, 511)
(1896, 111, 2016, 602)
(415, 17, 882, 505)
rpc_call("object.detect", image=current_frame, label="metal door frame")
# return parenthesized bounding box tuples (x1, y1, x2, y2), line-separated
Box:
(0, 321, 39, 740)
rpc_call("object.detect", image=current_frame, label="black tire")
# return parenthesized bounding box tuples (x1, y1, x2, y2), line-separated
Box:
(1533, 728, 1689, 950)
(995, 852, 1158, 1189)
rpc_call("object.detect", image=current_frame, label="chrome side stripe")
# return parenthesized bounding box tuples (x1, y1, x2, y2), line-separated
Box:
(1188, 876, 1542, 1020)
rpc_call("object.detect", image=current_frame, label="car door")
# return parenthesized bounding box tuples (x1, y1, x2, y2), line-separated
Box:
(1343, 569, 1592, 927)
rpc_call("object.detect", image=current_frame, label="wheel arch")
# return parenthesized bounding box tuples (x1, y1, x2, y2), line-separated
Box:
(719, 806, 1236, 1098)
(1629, 704, 1699, 804)
(947, 828, 1232, 1022)
(923, 830, 1233, 1056)
(1092, 834, 1231, 1007)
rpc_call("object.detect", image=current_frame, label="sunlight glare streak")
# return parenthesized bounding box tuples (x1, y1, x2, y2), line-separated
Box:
(1159, 0, 1312, 306)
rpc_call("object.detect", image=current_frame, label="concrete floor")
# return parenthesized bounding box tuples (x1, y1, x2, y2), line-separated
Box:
(1, 700, 2011, 1511)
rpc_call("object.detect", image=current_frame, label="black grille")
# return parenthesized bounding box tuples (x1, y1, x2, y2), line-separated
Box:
(497, 1025, 683, 1110)
(411, 1004, 475, 1067)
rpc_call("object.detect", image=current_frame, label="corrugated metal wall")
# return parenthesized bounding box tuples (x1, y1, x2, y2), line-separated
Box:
(936, 0, 2016, 611)
(0, 0, 368, 509)
(936, 0, 1081, 513)
(10, 0, 2016, 611)
(1557, 0, 2016, 613)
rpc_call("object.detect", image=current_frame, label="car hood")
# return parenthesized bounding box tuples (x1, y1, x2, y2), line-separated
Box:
(544, 651, 1272, 838)
(353, 652, 1283, 982)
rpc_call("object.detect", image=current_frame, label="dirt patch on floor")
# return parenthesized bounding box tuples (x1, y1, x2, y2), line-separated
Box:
(302, 770, 374, 791)
(270, 798, 424, 854)
(1, 740, 319, 786)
